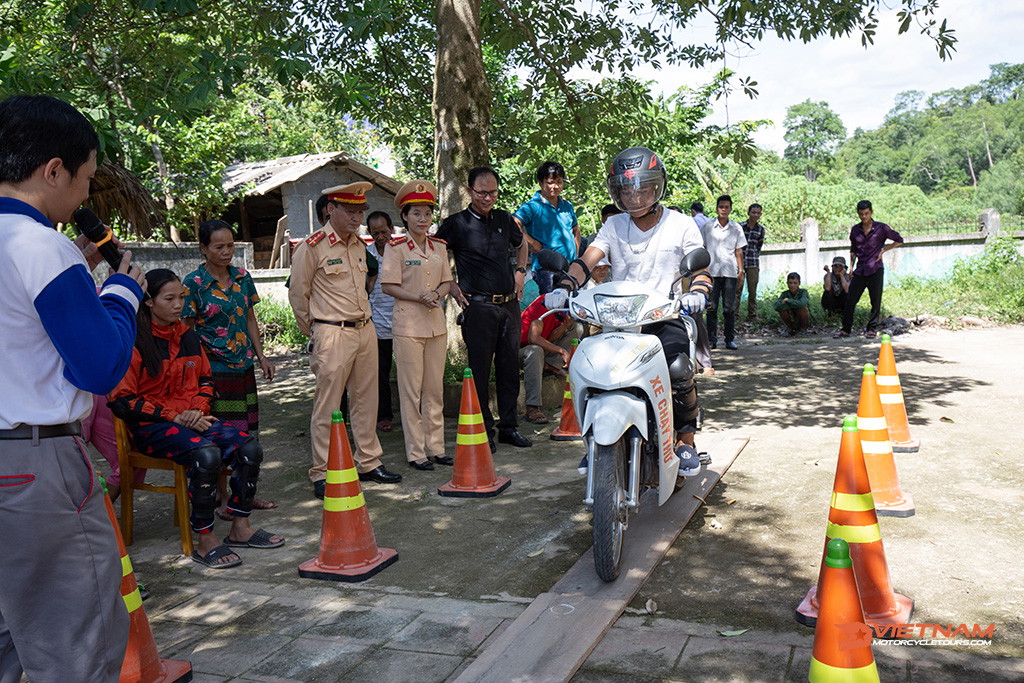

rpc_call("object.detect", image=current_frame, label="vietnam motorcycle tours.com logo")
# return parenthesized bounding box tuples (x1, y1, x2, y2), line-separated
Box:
(836, 623, 995, 649)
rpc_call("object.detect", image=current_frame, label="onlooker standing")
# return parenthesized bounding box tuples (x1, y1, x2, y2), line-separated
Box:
(690, 201, 710, 229)
(738, 203, 766, 319)
(366, 210, 397, 432)
(438, 167, 532, 451)
(701, 194, 747, 350)
(514, 161, 579, 295)
(289, 182, 401, 499)
(0, 94, 144, 682)
(519, 296, 576, 424)
(834, 200, 904, 339)
(821, 256, 850, 316)
(381, 181, 454, 471)
(774, 272, 810, 335)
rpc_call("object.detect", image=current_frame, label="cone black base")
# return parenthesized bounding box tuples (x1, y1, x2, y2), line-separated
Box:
(438, 478, 511, 498)
(298, 551, 399, 583)
(550, 433, 583, 441)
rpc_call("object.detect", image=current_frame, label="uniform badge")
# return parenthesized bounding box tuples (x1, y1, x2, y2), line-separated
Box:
(405, 260, 422, 266)
(327, 232, 338, 246)
(327, 258, 344, 265)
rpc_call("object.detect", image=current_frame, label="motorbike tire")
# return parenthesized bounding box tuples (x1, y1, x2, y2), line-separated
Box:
(592, 439, 628, 582)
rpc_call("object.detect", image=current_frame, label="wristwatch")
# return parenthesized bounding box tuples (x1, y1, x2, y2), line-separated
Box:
(515, 267, 527, 274)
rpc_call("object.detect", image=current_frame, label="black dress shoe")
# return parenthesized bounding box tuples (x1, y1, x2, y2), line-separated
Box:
(358, 465, 402, 484)
(408, 459, 435, 471)
(498, 429, 532, 448)
(430, 455, 455, 466)
(313, 480, 326, 499)
(489, 439, 496, 453)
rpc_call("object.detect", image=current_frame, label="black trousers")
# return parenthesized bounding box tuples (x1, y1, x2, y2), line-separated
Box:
(642, 318, 700, 434)
(705, 276, 737, 344)
(377, 337, 393, 421)
(821, 290, 847, 315)
(842, 268, 884, 333)
(462, 300, 521, 435)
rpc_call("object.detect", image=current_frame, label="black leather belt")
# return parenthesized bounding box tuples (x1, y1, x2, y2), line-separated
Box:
(313, 318, 370, 328)
(468, 293, 515, 305)
(0, 421, 82, 440)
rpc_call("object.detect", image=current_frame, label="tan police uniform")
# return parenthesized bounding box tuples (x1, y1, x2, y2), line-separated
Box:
(381, 180, 452, 463)
(288, 182, 384, 480)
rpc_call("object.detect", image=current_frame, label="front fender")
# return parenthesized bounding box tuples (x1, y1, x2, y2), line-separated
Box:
(582, 392, 648, 445)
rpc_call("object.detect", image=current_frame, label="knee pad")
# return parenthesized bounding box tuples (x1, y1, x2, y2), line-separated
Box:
(235, 438, 263, 468)
(668, 354, 694, 385)
(190, 445, 222, 481)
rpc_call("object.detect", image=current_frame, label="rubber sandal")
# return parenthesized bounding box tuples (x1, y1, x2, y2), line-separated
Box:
(832, 330, 850, 339)
(190, 544, 242, 569)
(864, 330, 877, 339)
(224, 528, 285, 549)
(251, 498, 278, 510)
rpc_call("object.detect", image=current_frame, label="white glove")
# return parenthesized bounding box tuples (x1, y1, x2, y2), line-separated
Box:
(544, 289, 569, 310)
(679, 292, 707, 315)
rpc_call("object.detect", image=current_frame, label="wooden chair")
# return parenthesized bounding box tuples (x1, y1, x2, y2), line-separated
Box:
(114, 417, 196, 556)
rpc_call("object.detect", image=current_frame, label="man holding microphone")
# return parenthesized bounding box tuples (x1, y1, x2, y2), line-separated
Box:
(0, 94, 145, 682)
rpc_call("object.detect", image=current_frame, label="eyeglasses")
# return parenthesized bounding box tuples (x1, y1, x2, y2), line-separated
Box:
(470, 188, 499, 199)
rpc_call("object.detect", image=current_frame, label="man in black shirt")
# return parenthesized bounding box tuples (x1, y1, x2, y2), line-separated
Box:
(437, 167, 532, 450)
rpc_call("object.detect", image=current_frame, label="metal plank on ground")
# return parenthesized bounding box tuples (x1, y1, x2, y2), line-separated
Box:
(454, 432, 749, 683)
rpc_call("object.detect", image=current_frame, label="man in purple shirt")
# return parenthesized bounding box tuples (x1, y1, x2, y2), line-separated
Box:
(834, 200, 903, 339)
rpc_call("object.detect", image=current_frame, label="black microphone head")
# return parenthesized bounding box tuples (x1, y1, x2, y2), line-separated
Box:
(72, 208, 106, 241)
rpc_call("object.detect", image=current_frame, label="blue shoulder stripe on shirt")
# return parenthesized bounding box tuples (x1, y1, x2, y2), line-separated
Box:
(35, 265, 142, 395)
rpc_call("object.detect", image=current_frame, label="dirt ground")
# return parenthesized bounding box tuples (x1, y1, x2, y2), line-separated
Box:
(116, 324, 1024, 665)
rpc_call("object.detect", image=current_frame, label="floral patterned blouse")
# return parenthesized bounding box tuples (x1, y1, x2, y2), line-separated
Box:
(182, 263, 260, 372)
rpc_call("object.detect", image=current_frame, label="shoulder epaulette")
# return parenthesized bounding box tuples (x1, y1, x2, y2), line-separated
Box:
(427, 236, 447, 245)
(305, 230, 326, 247)
(388, 236, 408, 247)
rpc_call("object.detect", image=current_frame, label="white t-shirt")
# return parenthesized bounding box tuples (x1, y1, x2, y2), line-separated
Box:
(701, 219, 747, 278)
(590, 208, 704, 295)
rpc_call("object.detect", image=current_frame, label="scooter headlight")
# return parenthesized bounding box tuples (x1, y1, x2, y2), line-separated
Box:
(593, 294, 647, 326)
(638, 301, 677, 325)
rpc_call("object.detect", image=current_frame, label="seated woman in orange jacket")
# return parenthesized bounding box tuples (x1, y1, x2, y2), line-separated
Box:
(110, 269, 284, 569)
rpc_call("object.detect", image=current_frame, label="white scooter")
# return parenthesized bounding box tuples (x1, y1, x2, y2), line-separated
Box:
(538, 247, 711, 581)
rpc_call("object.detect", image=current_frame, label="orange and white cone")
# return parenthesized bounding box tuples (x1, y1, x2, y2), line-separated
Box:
(808, 538, 880, 683)
(298, 410, 398, 582)
(796, 415, 913, 629)
(551, 339, 582, 441)
(439, 369, 511, 498)
(877, 334, 920, 453)
(97, 479, 192, 683)
(858, 364, 914, 517)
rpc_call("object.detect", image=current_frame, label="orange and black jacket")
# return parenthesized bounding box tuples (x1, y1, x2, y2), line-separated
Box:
(109, 321, 215, 425)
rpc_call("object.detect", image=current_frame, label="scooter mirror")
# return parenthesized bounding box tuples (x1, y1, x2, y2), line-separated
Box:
(679, 247, 711, 278)
(537, 249, 569, 273)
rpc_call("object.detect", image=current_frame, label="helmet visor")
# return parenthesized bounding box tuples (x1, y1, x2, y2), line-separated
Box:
(607, 172, 665, 214)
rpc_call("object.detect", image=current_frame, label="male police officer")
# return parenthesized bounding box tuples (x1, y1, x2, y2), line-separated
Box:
(290, 182, 401, 498)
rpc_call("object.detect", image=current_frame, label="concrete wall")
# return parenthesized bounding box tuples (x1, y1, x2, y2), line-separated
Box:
(283, 167, 397, 238)
(91, 241, 253, 286)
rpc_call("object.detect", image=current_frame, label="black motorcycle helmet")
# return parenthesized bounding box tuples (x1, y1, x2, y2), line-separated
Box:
(606, 146, 667, 216)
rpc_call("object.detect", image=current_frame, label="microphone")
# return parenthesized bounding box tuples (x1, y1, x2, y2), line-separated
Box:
(72, 208, 123, 270)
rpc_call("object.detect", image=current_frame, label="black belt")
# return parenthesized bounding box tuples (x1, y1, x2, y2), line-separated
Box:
(0, 421, 82, 440)
(467, 293, 515, 305)
(313, 318, 370, 328)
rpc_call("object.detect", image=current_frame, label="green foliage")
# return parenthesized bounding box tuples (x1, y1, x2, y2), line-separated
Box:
(783, 100, 847, 181)
(255, 296, 306, 350)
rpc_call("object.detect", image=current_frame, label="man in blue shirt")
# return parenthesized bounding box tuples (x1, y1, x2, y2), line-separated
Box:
(514, 161, 580, 295)
(0, 95, 145, 682)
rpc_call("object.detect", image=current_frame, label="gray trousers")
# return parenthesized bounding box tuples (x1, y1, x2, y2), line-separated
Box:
(520, 335, 574, 407)
(0, 434, 129, 683)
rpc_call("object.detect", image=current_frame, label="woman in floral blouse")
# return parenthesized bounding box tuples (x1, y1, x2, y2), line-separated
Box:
(183, 220, 277, 514)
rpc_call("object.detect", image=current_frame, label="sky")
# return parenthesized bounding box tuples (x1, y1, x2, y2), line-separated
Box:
(625, 0, 1024, 154)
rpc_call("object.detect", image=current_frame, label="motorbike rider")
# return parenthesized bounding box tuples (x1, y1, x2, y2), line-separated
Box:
(544, 147, 712, 475)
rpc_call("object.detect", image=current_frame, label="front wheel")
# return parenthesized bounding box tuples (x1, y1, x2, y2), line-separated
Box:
(592, 439, 628, 581)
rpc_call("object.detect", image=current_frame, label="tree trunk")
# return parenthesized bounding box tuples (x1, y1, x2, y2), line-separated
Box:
(150, 139, 181, 242)
(434, 0, 491, 365)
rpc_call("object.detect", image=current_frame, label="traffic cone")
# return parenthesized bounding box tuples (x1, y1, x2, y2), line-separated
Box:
(857, 364, 915, 517)
(551, 339, 582, 441)
(796, 416, 913, 629)
(808, 538, 880, 683)
(877, 334, 920, 453)
(438, 369, 512, 498)
(298, 410, 398, 582)
(97, 477, 193, 683)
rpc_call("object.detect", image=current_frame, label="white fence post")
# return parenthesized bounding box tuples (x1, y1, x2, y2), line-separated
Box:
(800, 218, 820, 282)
